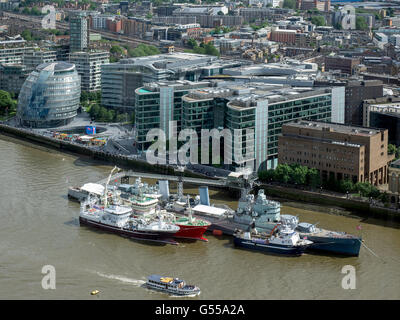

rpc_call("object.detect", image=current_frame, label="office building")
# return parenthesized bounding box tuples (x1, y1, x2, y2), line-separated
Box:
(325, 56, 360, 75)
(134, 80, 212, 149)
(363, 98, 400, 146)
(344, 80, 384, 126)
(134, 79, 344, 171)
(101, 53, 245, 110)
(278, 120, 393, 186)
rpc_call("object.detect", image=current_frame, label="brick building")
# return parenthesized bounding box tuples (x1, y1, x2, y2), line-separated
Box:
(325, 56, 361, 75)
(344, 80, 384, 126)
(278, 120, 394, 186)
(269, 28, 298, 45)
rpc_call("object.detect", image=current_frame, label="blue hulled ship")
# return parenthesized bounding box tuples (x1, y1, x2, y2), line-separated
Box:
(230, 173, 362, 256)
(233, 224, 313, 256)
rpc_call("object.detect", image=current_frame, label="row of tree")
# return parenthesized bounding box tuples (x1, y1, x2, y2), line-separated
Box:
(88, 104, 132, 123)
(186, 39, 220, 57)
(127, 44, 160, 57)
(258, 163, 383, 199)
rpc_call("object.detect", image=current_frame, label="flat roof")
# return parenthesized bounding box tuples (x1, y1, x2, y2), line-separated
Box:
(284, 120, 382, 136)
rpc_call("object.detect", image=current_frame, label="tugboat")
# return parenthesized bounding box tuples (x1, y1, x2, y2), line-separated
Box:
(233, 222, 313, 256)
(144, 274, 201, 296)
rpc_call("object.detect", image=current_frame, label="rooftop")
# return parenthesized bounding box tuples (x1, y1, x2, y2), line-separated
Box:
(184, 82, 334, 109)
(37, 61, 75, 72)
(284, 120, 382, 137)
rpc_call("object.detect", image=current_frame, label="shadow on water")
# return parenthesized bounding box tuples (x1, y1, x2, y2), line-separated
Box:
(230, 245, 305, 258)
(77, 224, 170, 247)
(73, 157, 111, 168)
(64, 218, 80, 227)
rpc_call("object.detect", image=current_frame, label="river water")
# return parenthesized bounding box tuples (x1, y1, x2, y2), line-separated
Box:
(1, 135, 400, 300)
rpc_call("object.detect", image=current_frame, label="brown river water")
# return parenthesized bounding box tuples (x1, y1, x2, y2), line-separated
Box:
(0, 134, 400, 299)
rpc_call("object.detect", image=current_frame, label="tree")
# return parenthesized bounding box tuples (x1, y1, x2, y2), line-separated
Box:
(339, 180, 354, 193)
(307, 168, 321, 188)
(128, 44, 160, 57)
(0, 90, 16, 115)
(311, 16, 326, 27)
(282, 0, 296, 9)
(21, 29, 32, 41)
(388, 143, 396, 155)
(187, 38, 197, 49)
(356, 16, 368, 30)
(273, 164, 293, 184)
(292, 165, 308, 185)
(110, 45, 124, 55)
(258, 169, 275, 182)
(354, 182, 380, 198)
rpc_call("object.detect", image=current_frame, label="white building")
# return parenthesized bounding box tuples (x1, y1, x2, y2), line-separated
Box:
(69, 50, 109, 92)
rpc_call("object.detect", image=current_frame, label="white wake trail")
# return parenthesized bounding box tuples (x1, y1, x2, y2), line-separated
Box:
(94, 271, 146, 286)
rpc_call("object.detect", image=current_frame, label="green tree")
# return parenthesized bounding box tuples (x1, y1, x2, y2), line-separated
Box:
(110, 45, 124, 55)
(354, 182, 380, 198)
(307, 168, 321, 188)
(258, 169, 275, 182)
(356, 16, 368, 30)
(31, 7, 42, 16)
(0, 90, 16, 115)
(292, 165, 308, 185)
(282, 0, 296, 9)
(388, 143, 396, 155)
(187, 38, 198, 49)
(311, 16, 326, 27)
(21, 29, 32, 41)
(274, 164, 293, 184)
(339, 180, 354, 193)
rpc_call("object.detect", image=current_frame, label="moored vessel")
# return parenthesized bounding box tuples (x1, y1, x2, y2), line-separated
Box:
(160, 200, 211, 241)
(233, 224, 313, 256)
(79, 196, 180, 245)
(280, 215, 362, 257)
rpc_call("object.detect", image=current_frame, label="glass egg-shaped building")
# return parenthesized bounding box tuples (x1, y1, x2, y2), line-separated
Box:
(17, 62, 81, 128)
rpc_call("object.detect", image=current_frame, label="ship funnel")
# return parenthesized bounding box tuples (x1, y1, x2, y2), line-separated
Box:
(199, 186, 210, 206)
(158, 180, 170, 200)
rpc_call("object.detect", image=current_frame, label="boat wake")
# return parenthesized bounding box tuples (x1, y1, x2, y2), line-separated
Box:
(169, 293, 199, 298)
(94, 271, 146, 286)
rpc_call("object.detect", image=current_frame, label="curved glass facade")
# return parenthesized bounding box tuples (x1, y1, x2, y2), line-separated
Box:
(17, 62, 81, 128)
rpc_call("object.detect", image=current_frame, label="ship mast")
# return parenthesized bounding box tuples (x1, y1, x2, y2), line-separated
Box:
(186, 195, 193, 223)
(104, 166, 119, 208)
(238, 166, 255, 200)
(175, 165, 185, 201)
